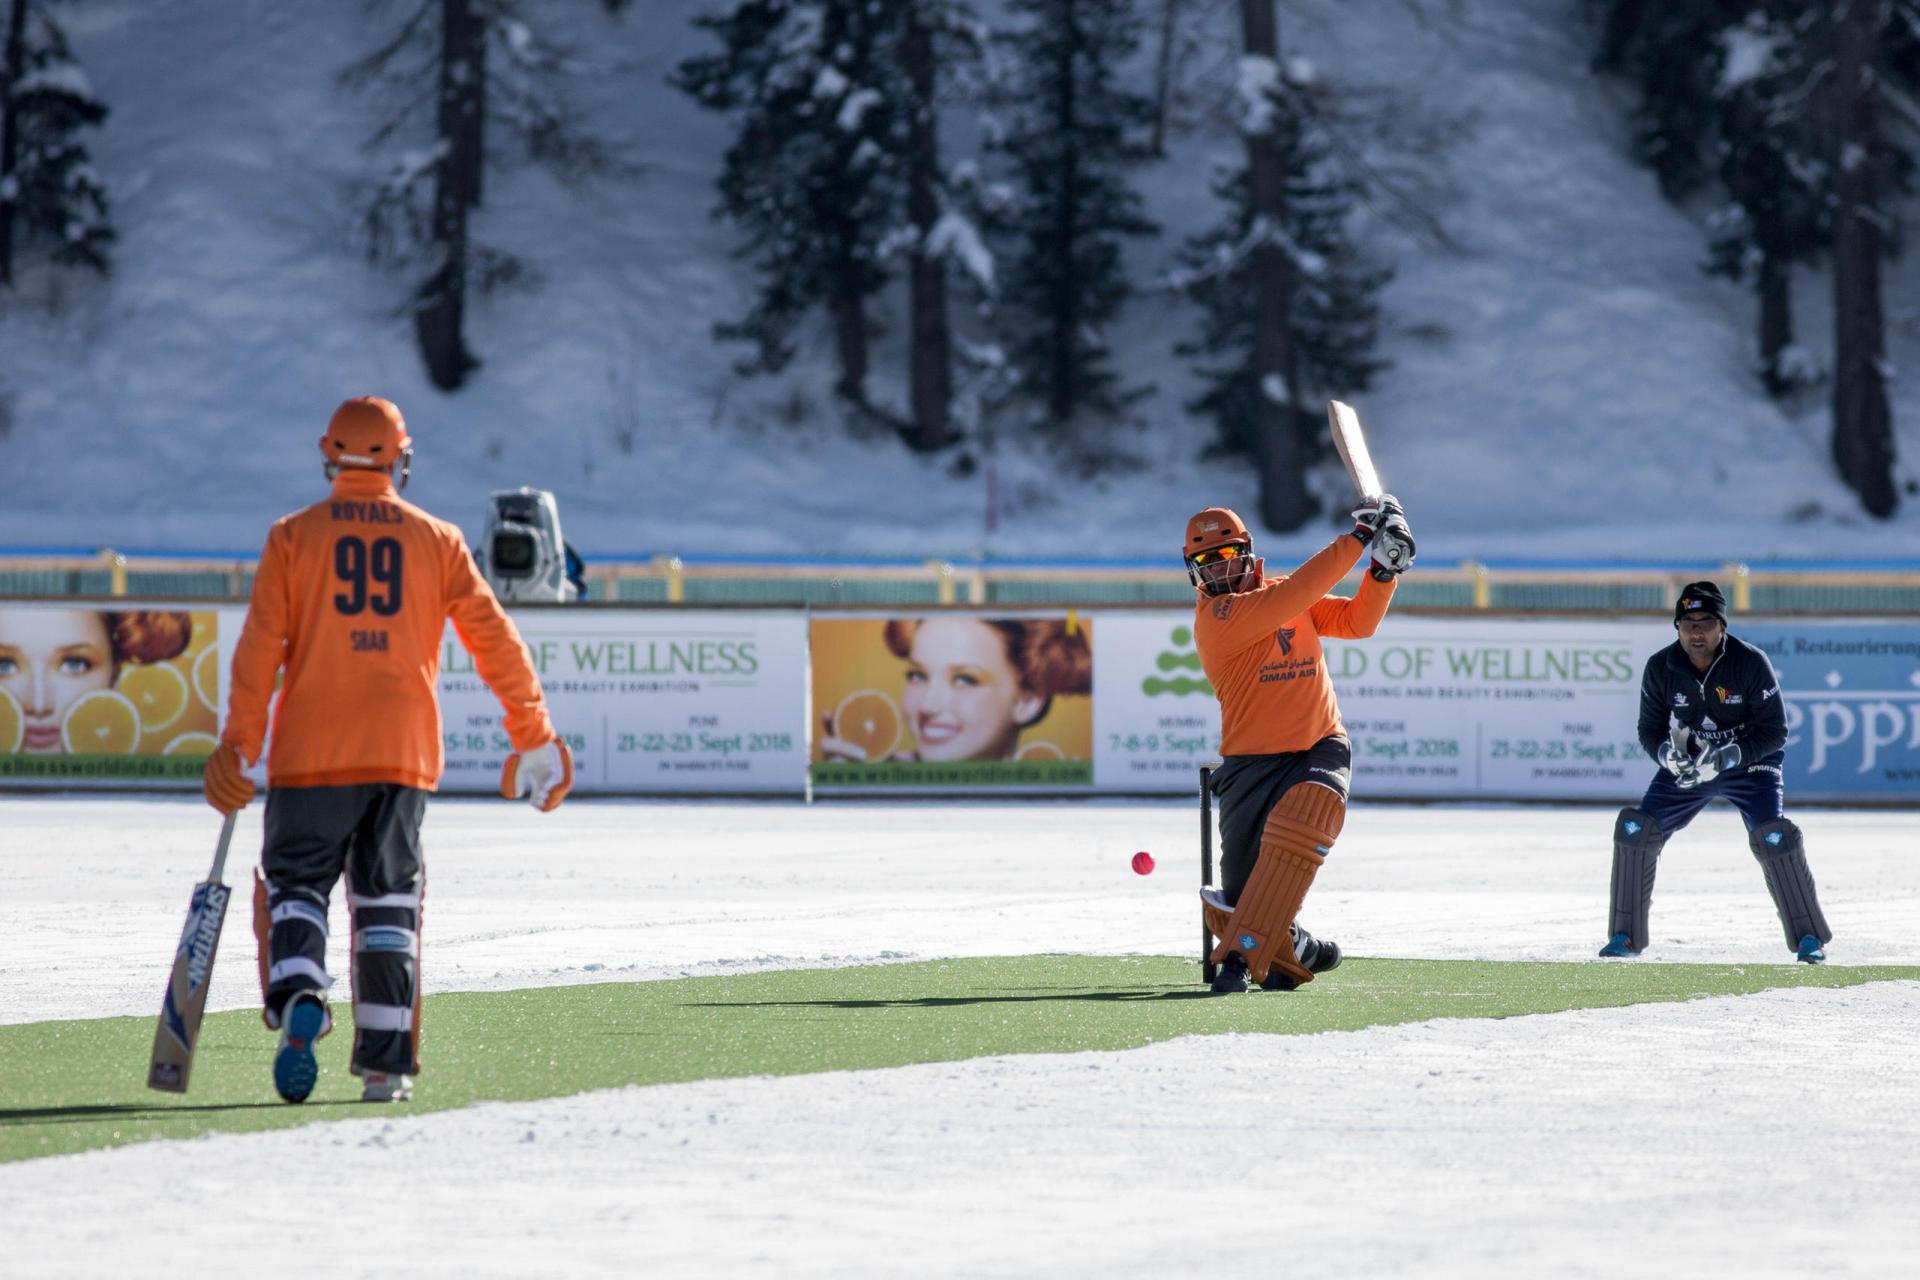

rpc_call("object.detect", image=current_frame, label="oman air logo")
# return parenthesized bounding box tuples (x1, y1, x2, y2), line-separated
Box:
(1673, 693, 1689, 708)
(1144, 626, 1215, 697)
(1275, 626, 1296, 656)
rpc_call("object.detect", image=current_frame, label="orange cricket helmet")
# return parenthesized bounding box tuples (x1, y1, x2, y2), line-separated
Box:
(1184, 507, 1252, 557)
(320, 397, 413, 486)
(1183, 506, 1257, 597)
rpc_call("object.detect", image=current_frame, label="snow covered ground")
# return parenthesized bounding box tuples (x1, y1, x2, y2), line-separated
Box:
(3, 795, 1917, 1276)
(3, 0, 1916, 562)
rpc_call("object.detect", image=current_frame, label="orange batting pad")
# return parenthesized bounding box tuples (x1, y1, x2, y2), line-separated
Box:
(1200, 889, 1232, 942)
(1208, 782, 1345, 988)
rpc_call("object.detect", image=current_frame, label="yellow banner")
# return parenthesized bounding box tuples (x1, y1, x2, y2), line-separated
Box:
(810, 614, 1094, 788)
(0, 605, 221, 780)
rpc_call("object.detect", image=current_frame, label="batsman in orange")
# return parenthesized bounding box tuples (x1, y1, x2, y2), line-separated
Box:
(1186, 496, 1414, 993)
(204, 397, 575, 1104)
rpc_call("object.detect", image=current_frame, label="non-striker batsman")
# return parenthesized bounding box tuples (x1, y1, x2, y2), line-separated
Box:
(204, 397, 575, 1103)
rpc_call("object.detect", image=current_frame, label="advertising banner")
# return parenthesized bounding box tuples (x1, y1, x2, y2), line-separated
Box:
(0, 602, 225, 784)
(809, 613, 1095, 789)
(5, 600, 1912, 803)
(437, 609, 808, 793)
(1092, 612, 1674, 799)
(1738, 620, 1920, 801)
(1090, 613, 1220, 788)
(1330, 616, 1671, 799)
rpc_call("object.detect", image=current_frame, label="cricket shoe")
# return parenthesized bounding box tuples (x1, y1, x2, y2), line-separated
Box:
(1796, 935, 1826, 965)
(1210, 953, 1250, 994)
(274, 991, 329, 1104)
(1261, 927, 1342, 991)
(1598, 933, 1638, 959)
(361, 1072, 414, 1103)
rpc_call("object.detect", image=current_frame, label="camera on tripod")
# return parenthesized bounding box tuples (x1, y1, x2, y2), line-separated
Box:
(476, 488, 584, 603)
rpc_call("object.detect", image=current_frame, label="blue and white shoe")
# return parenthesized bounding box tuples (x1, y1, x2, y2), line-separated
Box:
(1598, 933, 1637, 958)
(1796, 935, 1826, 965)
(274, 991, 328, 1104)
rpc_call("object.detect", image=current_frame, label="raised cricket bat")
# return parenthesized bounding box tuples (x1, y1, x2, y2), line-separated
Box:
(1327, 400, 1384, 501)
(147, 813, 237, 1093)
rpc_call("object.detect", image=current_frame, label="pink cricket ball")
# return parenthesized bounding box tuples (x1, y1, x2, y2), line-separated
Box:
(1131, 851, 1155, 876)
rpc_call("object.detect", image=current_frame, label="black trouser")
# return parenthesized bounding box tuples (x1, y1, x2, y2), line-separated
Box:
(1211, 736, 1353, 905)
(262, 783, 427, 1076)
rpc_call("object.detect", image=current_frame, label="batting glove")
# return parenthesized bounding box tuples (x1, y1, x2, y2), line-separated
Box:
(1349, 493, 1403, 544)
(1368, 511, 1416, 581)
(203, 742, 256, 814)
(501, 739, 574, 812)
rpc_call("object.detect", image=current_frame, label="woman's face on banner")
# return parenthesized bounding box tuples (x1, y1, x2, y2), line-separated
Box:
(901, 618, 1044, 761)
(0, 610, 115, 753)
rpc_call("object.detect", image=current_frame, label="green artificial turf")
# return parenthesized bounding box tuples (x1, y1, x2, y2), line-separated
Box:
(4, 953, 1914, 1163)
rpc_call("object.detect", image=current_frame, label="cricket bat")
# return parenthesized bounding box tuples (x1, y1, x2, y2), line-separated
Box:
(147, 813, 238, 1093)
(1327, 400, 1384, 501)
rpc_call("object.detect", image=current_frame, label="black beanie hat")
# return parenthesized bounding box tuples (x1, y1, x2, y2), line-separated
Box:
(1674, 581, 1728, 626)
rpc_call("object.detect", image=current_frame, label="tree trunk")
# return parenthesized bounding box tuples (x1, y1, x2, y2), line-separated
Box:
(830, 279, 868, 404)
(1755, 248, 1793, 397)
(903, 11, 953, 451)
(0, 0, 28, 289)
(1243, 0, 1312, 532)
(1829, 0, 1897, 517)
(1149, 0, 1180, 156)
(418, 0, 483, 390)
(1593, 0, 1650, 72)
(1047, 0, 1079, 426)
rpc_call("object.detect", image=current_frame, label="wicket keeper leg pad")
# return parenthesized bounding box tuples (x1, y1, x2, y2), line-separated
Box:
(1210, 782, 1344, 988)
(1749, 819, 1832, 950)
(1609, 808, 1666, 954)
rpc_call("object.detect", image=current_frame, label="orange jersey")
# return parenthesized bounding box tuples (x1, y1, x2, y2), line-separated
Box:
(223, 469, 555, 790)
(1194, 535, 1395, 757)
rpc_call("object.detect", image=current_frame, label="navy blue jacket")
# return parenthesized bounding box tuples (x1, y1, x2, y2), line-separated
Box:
(1635, 632, 1788, 771)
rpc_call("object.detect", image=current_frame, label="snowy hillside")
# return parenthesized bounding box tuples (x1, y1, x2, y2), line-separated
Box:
(2, 0, 1916, 566)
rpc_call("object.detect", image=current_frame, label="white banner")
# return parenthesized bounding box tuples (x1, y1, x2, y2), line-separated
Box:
(437, 609, 808, 793)
(1091, 611, 1221, 788)
(1091, 612, 1674, 799)
(1330, 616, 1670, 798)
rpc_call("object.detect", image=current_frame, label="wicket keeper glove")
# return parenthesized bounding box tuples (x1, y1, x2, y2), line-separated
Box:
(1659, 741, 1704, 789)
(501, 739, 574, 812)
(203, 742, 256, 814)
(1694, 743, 1741, 784)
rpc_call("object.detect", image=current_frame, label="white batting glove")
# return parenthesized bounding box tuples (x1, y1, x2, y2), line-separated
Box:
(500, 739, 574, 812)
(1349, 493, 1403, 544)
(1367, 505, 1415, 580)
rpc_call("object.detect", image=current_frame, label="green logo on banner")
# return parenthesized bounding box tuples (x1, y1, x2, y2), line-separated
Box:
(1144, 625, 1212, 697)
